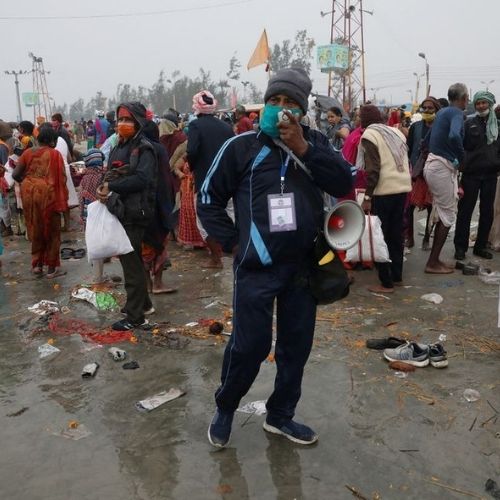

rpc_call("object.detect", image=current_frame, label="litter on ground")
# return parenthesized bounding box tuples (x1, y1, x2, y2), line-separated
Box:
(135, 388, 186, 412)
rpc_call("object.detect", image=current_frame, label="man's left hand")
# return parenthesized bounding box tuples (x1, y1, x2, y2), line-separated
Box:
(277, 111, 309, 157)
(361, 199, 372, 213)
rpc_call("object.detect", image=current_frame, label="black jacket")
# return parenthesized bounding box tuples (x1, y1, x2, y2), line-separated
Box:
(462, 115, 500, 177)
(407, 120, 432, 167)
(197, 128, 354, 270)
(186, 114, 234, 192)
(106, 102, 158, 227)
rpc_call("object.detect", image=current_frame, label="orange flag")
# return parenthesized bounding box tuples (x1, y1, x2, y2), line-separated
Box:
(247, 30, 270, 70)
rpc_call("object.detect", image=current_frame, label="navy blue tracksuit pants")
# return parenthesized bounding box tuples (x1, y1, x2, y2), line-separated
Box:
(215, 261, 317, 421)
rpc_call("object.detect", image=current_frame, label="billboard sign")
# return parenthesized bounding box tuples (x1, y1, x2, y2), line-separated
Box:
(317, 44, 349, 72)
(22, 92, 39, 107)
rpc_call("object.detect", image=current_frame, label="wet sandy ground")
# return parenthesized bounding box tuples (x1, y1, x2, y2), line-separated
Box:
(0, 227, 499, 500)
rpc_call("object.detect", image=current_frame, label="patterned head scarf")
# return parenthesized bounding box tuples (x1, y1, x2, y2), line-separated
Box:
(473, 91, 498, 144)
(83, 148, 104, 168)
(192, 90, 217, 115)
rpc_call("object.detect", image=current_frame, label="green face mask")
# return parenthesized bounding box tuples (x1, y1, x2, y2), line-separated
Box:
(260, 104, 302, 138)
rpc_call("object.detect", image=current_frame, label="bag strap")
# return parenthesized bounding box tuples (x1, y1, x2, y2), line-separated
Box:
(358, 232, 362, 262)
(273, 138, 313, 179)
(367, 213, 376, 262)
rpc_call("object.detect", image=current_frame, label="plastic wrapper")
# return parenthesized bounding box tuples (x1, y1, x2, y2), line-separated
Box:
(237, 400, 267, 415)
(420, 293, 443, 305)
(38, 343, 61, 359)
(135, 388, 185, 412)
(28, 300, 59, 316)
(72, 287, 118, 311)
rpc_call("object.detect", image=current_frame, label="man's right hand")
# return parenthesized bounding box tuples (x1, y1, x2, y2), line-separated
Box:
(96, 182, 110, 203)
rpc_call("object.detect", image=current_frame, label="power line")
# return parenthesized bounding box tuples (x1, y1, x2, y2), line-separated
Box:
(0, 0, 251, 20)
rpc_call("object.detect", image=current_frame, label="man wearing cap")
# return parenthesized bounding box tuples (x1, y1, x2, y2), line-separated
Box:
(96, 102, 157, 331)
(198, 67, 353, 448)
(454, 91, 500, 260)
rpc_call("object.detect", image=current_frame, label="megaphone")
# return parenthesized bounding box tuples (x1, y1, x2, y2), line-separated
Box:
(324, 200, 366, 250)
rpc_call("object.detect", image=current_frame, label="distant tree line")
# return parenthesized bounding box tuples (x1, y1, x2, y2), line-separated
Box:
(52, 31, 315, 121)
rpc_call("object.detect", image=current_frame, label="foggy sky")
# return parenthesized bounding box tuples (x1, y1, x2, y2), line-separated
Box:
(1, 0, 498, 121)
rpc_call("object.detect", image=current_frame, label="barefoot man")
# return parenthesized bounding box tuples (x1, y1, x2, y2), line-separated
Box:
(423, 83, 468, 274)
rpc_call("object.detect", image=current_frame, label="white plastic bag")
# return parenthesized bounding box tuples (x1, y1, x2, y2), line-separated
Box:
(345, 215, 391, 263)
(4, 161, 15, 188)
(85, 201, 133, 260)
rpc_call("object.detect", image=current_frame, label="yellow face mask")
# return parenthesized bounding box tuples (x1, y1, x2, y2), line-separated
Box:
(421, 112, 435, 123)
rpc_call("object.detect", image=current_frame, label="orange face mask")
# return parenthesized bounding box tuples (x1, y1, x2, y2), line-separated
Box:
(117, 122, 136, 139)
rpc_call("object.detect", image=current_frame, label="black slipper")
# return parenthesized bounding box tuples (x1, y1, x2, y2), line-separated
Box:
(366, 337, 406, 350)
(73, 248, 86, 259)
(60, 248, 75, 260)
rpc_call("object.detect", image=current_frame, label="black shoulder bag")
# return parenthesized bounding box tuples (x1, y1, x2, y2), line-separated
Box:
(273, 138, 351, 304)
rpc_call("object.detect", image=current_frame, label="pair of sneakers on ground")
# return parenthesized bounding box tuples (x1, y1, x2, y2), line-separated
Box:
(208, 409, 318, 449)
(383, 340, 448, 368)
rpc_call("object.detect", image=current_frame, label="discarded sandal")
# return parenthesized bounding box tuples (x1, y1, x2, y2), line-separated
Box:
(152, 287, 178, 295)
(46, 269, 67, 279)
(73, 248, 86, 259)
(60, 248, 75, 260)
(366, 337, 406, 350)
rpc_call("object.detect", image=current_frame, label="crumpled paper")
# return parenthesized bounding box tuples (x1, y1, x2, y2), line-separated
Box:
(72, 287, 118, 311)
(28, 300, 59, 316)
(237, 400, 267, 415)
(420, 293, 443, 305)
(135, 388, 186, 412)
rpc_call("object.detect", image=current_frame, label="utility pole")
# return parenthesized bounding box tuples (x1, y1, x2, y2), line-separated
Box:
(418, 52, 430, 96)
(481, 79, 495, 91)
(241, 81, 250, 102)
(413, 72, 423, 106)
(321, 1, 372, 111)
(29, 52, 52, 122)
(4, 70, 29, 121)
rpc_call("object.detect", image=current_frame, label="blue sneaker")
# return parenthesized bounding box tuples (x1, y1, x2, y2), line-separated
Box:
(208, 409, 234, 448)
(263, 416, 318, 445)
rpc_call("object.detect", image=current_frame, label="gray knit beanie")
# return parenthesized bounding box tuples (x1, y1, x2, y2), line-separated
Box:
(264, 67, 312, 113)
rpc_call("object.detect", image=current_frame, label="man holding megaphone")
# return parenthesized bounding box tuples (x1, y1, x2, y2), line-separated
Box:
(198, 67, 353, 448)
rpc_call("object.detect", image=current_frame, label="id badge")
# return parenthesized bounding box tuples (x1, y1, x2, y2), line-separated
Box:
(268, 193, 297, 232)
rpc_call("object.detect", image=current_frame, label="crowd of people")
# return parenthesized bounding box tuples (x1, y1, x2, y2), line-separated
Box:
(0, 69, 499, 448)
